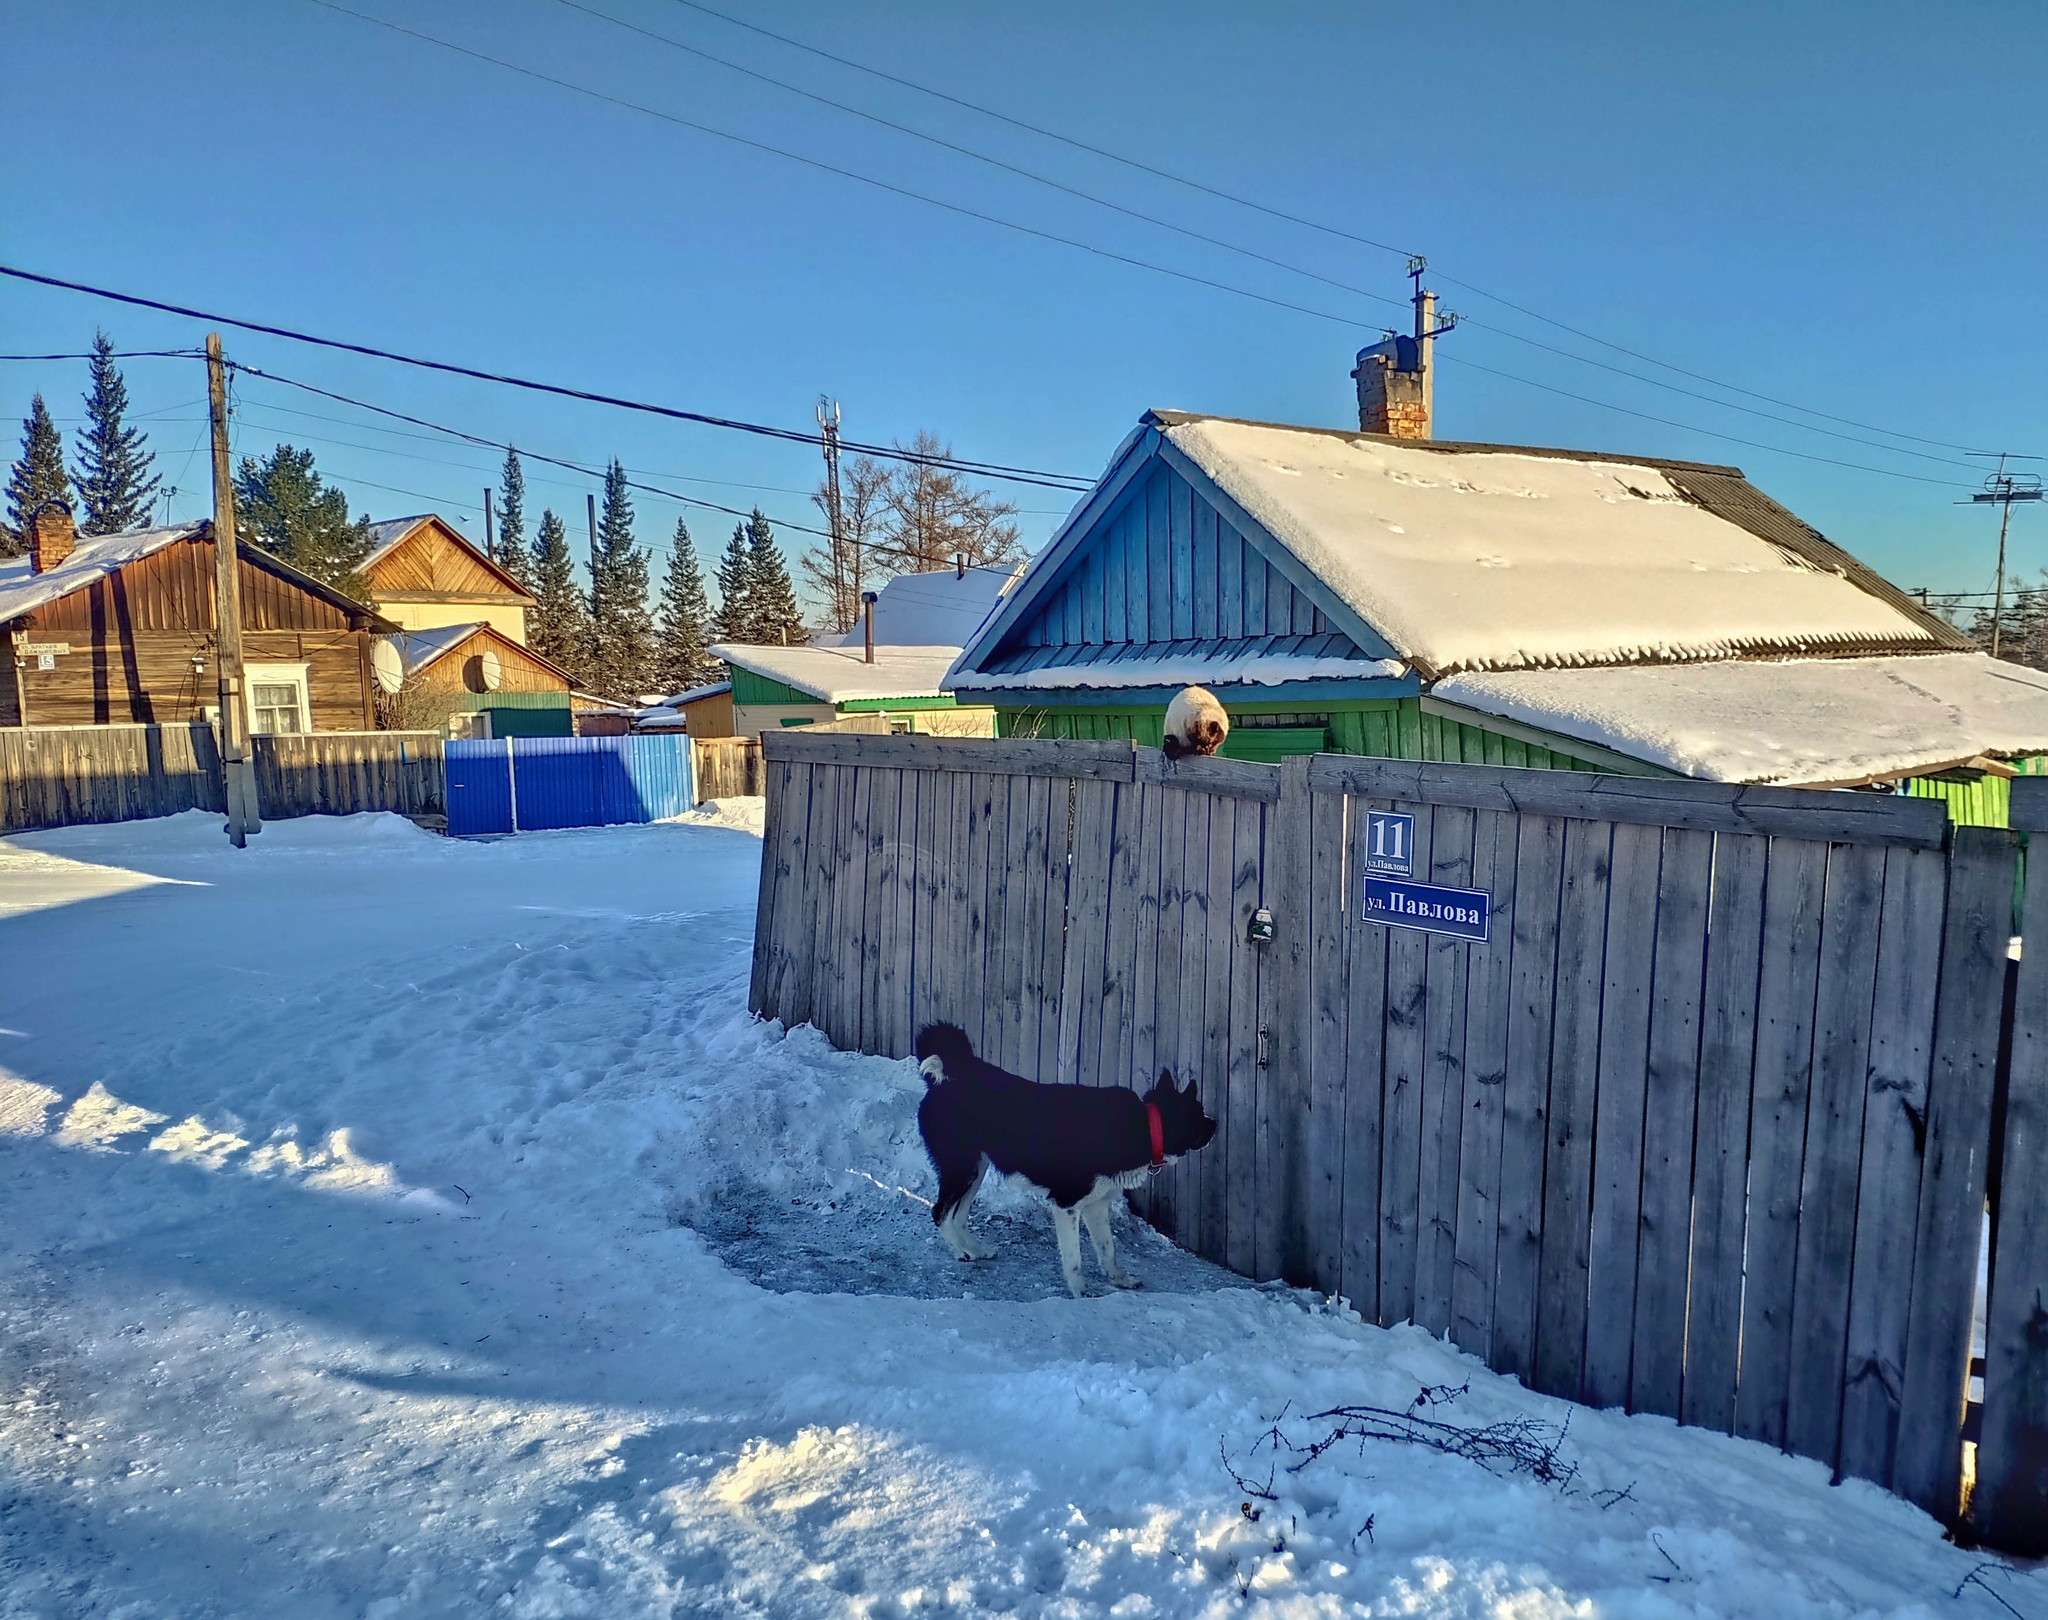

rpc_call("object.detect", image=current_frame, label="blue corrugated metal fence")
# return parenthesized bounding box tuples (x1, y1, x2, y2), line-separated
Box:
(445, 734, 693, 837)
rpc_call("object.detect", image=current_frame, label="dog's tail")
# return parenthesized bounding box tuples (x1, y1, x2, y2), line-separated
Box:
(914, 1021, 975, 1088)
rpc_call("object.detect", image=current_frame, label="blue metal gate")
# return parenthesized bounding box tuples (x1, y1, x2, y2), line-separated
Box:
(444, 735, 693, 837)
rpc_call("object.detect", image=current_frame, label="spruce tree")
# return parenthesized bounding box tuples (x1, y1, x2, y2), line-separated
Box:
(3, 394, 71, 557)
(529, 507, 590, 681)
(585, 462, 655, 698)
(712, 521, 754, 641)
(494, 447, 536, 614)
(653, 519, 715, 693)
(72, 331, 161, 535)
(744, 508, 804, 645)
(234, 444, 373, 598)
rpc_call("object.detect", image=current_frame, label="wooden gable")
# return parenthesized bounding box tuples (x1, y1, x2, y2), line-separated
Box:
(364, 517, 534, 604)
(972, 432, 1396, 685)
(410, 624, 572, 694)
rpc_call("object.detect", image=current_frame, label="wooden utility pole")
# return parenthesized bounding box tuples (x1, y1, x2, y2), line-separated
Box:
(483, 487, 495, 562)
(206, 333, 261, 846)
(817, 396, 852, 630)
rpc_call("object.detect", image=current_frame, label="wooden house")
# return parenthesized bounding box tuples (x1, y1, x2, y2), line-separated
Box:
(2, 501, 391, 731)
(946, 410, 2048, 805)
(362, 514, 534, 644)
(386, 621, 574, 737)
(634, 680, 735, 737)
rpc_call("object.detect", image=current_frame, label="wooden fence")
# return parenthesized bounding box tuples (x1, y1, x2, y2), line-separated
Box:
(748, 728, 2047, 1553)
(0, 724, 444, 832)
(692, 737, 766, 802)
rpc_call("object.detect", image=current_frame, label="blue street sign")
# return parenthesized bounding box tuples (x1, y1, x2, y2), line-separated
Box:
(1363, 876, 1491, 942)
(1365, 810, 1415, 877)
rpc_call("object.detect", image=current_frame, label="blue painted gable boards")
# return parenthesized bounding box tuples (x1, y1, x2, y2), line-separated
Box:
(961, 425, 1400, 680)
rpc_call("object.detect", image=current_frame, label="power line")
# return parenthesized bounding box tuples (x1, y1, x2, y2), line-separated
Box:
(0, 261, 1093, 492)
(310, 2, 1995, 483)
(659, 0, 1986, 458)
(225, 360, 837, 537)
(0, 349, 201, 362)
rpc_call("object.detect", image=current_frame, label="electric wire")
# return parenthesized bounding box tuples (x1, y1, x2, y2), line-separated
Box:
(658, 0, 1985, 457)
(0, 262, 1094, 492)
(566, 0, 1980, 472)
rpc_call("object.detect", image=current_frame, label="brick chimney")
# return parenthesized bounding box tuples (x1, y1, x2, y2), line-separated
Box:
(1353, 278, 1447, 440)
(28, 499, 76, 575)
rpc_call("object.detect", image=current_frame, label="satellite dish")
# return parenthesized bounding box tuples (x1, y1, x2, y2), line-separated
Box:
(371, 638, 404, 694)
(465, 648, 503, 693)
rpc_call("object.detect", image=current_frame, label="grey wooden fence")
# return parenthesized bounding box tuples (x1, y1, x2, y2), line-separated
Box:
(749, 728, 2047, 1551)
(0, 724, 444, 832)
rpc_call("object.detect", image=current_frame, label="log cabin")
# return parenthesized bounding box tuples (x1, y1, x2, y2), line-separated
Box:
(2, 500, 392, 731)
(386, 620, 574, 737)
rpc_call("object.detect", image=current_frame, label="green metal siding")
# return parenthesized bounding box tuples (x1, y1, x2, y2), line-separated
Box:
(998, 697, 1629, 775)
(728, 665, 965, 713)
(1906, 755, 2048, 828)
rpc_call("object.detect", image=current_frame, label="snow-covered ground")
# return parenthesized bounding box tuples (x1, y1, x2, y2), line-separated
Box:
(0, 807, 2039, 1619)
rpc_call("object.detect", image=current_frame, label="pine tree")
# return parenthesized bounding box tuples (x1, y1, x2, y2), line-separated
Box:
(585, 461, 656, 698)
(653, 519, 715, 693)
(3, 394, 71, 557)
(529, 507, 590, 681)
(744, 508, 804, 645)
(494, 447, 536, 615)
(712, 521, 754, 641)
(71, 331, 161, 535)
(234, 444, 373, 598)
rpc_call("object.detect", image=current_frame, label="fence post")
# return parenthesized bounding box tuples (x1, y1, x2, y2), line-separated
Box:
(1975, 787, 2048, 1552)
(1895, 824, 2018, 1525)
(1261, 753, 1314, 1285)
(505, 736, 519, 833)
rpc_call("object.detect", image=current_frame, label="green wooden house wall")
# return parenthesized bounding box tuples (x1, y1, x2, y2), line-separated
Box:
(730, 664, 972, 720)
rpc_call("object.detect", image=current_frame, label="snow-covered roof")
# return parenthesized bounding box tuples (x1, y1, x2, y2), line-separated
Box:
(643, 681, 733, 710)
(387, 622, 486, 677)
(713, 643, 965, 704)
(833, 565, 1023, 649)
(1154, 414, 1962, 677)
(1436, 652, 2048, 785)
(950, 637, 1404, 693)
(0, 523, 203, 622)
(362, 515, 434, 569)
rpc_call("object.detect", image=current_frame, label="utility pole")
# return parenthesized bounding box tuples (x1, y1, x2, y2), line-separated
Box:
(205, 333, 261, 847)
(587, 491, 598, 574)
(483, 487, 495, 563)
(817, 396, 851, 630)
(1963, 452, 2045, 660)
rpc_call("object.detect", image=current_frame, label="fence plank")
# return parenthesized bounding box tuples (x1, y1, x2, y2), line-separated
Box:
(1451, 808, 1519, 1362)
(910, 770, 942, 1044)
(1534, 818, 1615, 1401)
(1258, 759, 1311, 1282)
(748, 756, 787, 1016)
(1174, 789, 1216, 1255)
(976, 774, 1015, 1061)
(1786, 841, 1888, 1467)
(1150, 787, 1191, 1240)
(1735, 836, 1829, 1449)
(1201, 793, 1238, 1264)
(1136, 748, 1282, 802)
(795, 760, 841, 1035)
(1583, 819, 1664, 1411)
(1063, 781, 1118, 1086)
(764, 762, 815, 1024)
(1414, 805, 1476, 1336)
(1099, 780, 1146, 1092)
(1975, 833, 2048, 1552)
(1127, 780, 1166, 1096)
(1004, 774, 1046, 1075)
(1684, 832, 1770, 1433)
(866, 767, 905, 1057)
(1340, 797, 1390, 1319)
(1226, 794, 1264, 1277)
(1839, 844, 1946, 1489)
(764, 730, 1136, 780)
(1378, 805, 1438, 1325)
(1306, 785, 1352, 1295)
(1308, 755, 1945, 849)
(1629, 826, 1713, 1420)
(1896, 825, 2018, 1523)
(1493, 813, 1566, 1387)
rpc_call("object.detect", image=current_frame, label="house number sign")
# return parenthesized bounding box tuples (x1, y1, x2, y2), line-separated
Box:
(1361, 809, 1491, 942)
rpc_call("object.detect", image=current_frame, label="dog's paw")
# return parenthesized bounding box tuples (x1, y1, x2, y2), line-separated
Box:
(1107, 1272, 1142, 1290)
(964, 1240, 996, 1261)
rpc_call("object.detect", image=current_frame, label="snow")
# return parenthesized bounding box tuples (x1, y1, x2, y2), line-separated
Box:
(2, 809, 2040, 1618)
(1162, 418, 1941, 675)
(388, 621, 488, 676)
(0, 523, 201, 622)
(831, 567, 1023, 651)
(713, 643, 967, 704)
(950, 653, 1406, 693)
(1438, 651, 2048, 784)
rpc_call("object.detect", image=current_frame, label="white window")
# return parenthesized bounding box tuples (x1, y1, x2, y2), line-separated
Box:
(244, 662, 311, 735)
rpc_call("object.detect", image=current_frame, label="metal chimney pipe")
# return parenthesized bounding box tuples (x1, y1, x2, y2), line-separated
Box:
(861, 590, 878, 664)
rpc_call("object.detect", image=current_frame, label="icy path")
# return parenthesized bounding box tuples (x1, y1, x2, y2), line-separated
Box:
(0, 809, 2038, 1619)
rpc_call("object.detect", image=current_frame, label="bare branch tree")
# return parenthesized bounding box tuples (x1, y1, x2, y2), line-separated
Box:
(868, 430, 1024, 578)
(802, 455, 892, 633)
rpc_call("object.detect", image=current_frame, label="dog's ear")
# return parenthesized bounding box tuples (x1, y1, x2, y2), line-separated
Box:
(1157, 1067, 1180, 1095)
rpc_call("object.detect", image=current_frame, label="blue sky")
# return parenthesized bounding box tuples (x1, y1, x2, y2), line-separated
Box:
(3, 0, 2042, 611)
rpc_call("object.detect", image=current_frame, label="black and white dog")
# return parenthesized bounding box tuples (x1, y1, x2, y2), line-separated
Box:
(913, 1022, 1218, 1297)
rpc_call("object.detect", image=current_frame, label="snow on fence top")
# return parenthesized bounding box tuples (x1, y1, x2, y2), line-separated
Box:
(1437, 651, 2048, 784)
(711, 642, 964, 704)
(1161, 416, 1954, 676)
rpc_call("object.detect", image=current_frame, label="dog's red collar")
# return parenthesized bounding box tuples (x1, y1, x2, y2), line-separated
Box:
(1146, 1102, 1166, 1170)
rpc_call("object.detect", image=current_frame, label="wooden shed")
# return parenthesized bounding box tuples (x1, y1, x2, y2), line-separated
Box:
(385, 621, 574, 737)
(947, 410, 2048, 808)
(362, 514, 534, 644)
(2, 502, 390, 731)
